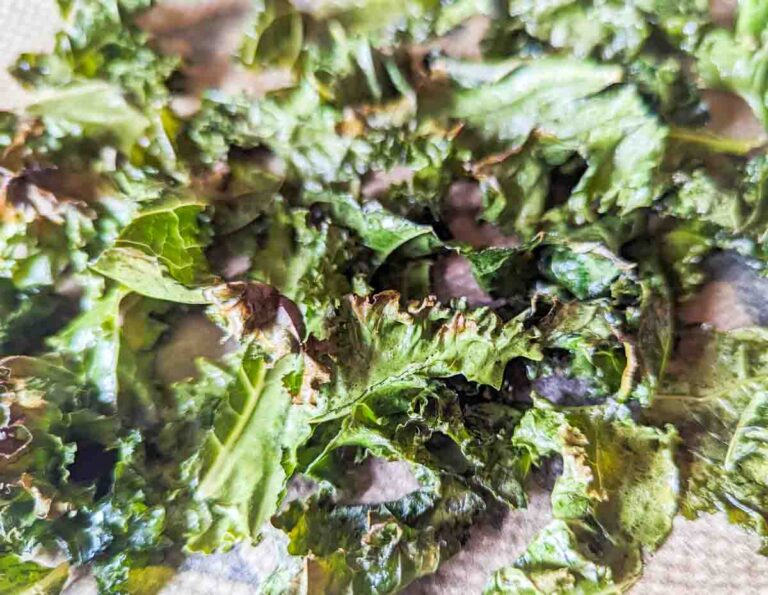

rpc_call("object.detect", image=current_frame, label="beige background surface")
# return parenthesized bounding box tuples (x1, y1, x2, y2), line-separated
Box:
(2, 0, 768, 593)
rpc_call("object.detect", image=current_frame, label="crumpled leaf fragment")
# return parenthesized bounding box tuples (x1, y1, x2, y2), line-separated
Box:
(91, 196, 215, 303)
(648, 327, 768, 551)
(484, 519, 641, 594)
(444, 59, 668, 218)
(487, 402, 678, 593)
(0, 554, 69, 595)
(302, 382, 529, 509)
(514, 403, 679, 550)
(272, 476, 485, 595)
(316, 291, 540, 418)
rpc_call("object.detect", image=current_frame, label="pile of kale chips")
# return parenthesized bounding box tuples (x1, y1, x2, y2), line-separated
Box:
(2, 0, 768, 592)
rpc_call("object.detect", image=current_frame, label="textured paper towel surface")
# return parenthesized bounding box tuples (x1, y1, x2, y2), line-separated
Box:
(2, 1, 768, 593)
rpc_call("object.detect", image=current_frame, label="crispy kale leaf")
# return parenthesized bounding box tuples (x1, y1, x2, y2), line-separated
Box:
(515, 404, 679, 549)
(91, 196, 214, 303)
(486, 402, 678, 593)
(305, 192, 440, 263)
(506, 0, 708, 60)
(484, 519, 642, 594)
(316, 292, 538, 417)
(5, 0, 768, 591)
(180, 347, 310, 552)
(302, 382, 529, 508)
(220, 200, 360, 337)
(658, 156, 768, 282)
(27, 82, 150, 153)
(175, 286, 536, 552)
(14, 0, 180, 175)
(0, 555, 69, 595)
(466, 236, 672, 406)
(444, 58, 667, 219)
(649, 328, 768, 551)
(696, 23, 768, 127)
(272, 476, 484, 595)
(0, 357, 165, 584)
(188, 82, 365, 183)
(0, 171, 95, 291)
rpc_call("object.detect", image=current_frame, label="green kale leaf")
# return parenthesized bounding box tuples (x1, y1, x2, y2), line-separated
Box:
(180, 347, 312, 552)
(218, 200, 359, 337)
(302, 382, 529, 508)
(445, 59, 668, 219)
(315, 292, 539, 418)
(91, 196, 214, 303)
(506, 0, 708, 60)
(484, 519, 642, 594)
(649, 327, 768, 551)
(0, 555, 69, 595)
(488, 402, 678, 593)
(272, 476, 484, 595)
(514, 404, 679, 549)
(27, 82, 150, 153)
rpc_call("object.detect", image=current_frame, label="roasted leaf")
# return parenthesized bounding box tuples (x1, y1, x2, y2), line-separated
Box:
(0, 555, 69, 595)
(306, 192, 440, 263)
(46, 288, 125, 407)
(0, 360, 164, 578)
(188, 82, 363, 183)
(238, 203, 358, 337)
(446, 59, 667, 218)
(273, 476, 485, 595)
(514, 403, 679, 549)
(696, 29, 768, 128)
(316, 292, 539, 418)
(27, 82, 150, 153)
(506, 0, 708, 61)
(303, 382, 529, 508)
(484, 519, 642, 594)
(181, 347, 313, 552)
(91, 197, 214, 303)
(0, 172, 95, 291)
(2, 0, 768, 590)
(489, 402, 678, 593)
(649, 327, 768, 551)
